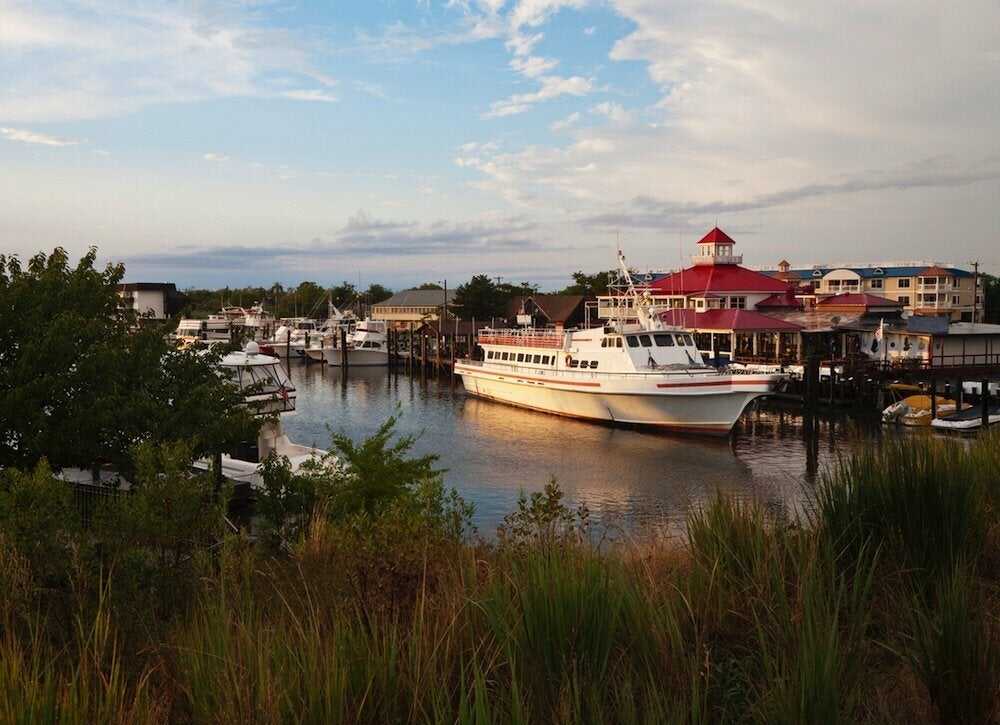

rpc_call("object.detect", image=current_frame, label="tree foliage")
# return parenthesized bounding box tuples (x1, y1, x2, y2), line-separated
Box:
(558, 270, 611, 297)
(0, 248, 258, 474)
(982, 273, 999, 324)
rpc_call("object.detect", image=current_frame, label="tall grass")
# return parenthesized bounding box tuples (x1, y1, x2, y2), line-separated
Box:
(2, 431, 1000, 722)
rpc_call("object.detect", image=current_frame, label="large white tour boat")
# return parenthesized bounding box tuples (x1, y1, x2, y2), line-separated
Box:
(456, 253, 783, 434)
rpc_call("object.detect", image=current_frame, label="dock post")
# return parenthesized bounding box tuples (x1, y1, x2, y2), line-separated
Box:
(340, 327, 348, 370)
(983, 380, 990, 429)
(956, 378, 964, 409)
(304, 331, 310, 363)
(420, 334, 427, 372)
(408, 322, 414, 372)
(930, 375, 938, 419)
(286, 327, 291, 362)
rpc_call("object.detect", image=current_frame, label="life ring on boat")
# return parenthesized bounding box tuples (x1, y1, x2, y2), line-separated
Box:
(565, 354, 572, 366)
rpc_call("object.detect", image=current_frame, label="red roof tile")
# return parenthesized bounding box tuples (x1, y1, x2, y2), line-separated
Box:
(650, 265, 791, 294)
(816, 293, 900, 308)
(697, 226, 737, 245)
(756, 291, 803, 308)
(917, 265, 952, 277)
(659, 309, 803, 331)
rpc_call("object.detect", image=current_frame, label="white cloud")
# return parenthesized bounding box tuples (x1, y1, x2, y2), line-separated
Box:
(550, 112, 580, 131)
(590, 101, 631, 123)
(281, 89, 339, 103)
(510, 55, 559, 78)
(484, 75, 593, 117)
(0, 126, 79, 147)
(0, 1, 337, 123)
(509, 0, 588, 29)
(584, 26, 596, 35)
(203, 153, 230, 162)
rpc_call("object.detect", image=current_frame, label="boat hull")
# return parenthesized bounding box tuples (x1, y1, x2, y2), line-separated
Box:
(325, 348, 389, 367)
(456, 362, 777, 434)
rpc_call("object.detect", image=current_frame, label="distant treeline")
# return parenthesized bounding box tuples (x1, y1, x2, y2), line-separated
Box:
(179, 271, 612, 321)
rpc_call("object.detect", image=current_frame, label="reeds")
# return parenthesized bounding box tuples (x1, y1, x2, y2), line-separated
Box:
(2, 431, 1000, 723)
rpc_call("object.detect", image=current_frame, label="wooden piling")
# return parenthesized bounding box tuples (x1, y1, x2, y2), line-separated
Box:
(340, 327, 349, 370)
(983, 379, 991, 429)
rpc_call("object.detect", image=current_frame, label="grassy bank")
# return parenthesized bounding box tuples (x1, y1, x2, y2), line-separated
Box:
(2, 430, 1000, 723)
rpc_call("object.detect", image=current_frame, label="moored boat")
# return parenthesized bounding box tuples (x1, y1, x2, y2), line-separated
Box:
(882, 395, 967, 427)
(325, 318, 389, 367)
(930, 403, 1000, 432)
(455, 253, 783, 435)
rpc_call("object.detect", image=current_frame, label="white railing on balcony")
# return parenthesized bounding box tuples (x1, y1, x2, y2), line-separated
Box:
(692, 253, 743, 266)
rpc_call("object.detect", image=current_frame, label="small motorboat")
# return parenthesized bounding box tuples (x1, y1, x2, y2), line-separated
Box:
(931, 403, 1000, 432)
(882, 394, 965, 427)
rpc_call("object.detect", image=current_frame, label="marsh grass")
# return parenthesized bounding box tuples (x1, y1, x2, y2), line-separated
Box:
(2, 431, 1000, 723)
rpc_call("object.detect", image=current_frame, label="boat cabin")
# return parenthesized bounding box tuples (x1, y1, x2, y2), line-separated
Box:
(219, 341, 296, 415)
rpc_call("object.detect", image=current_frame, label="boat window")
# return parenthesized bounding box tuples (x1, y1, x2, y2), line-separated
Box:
(683, 334, 695, 346)
(517, 353, 525, 362)
(541, 355, 549, 365)
(616, 337, 623, 348)
(487, 351, 494, 359)
(601, 339, 607, 348)
(639, 334, 652, 347)
(626, 336, 639, 348)
(569, 359, 579, 368)
(590, 361, 599, 369)
(501, 352, 509, 360)
(654, 334, 674, 347)
(533, 354, 541, 364)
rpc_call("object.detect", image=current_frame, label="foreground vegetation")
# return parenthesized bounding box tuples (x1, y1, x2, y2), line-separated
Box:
(2, 425, 1000, 724)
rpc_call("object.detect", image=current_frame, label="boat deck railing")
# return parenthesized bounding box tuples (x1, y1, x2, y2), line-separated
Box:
(478, 328, 566, 349)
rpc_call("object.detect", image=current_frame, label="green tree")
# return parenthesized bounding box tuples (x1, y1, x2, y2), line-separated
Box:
(559, 270, 610, 297)
(454, 274, 510, 321)
(363, 283, 393, 304)
(329, 281, 358, 310)
(0, 248, 258, 475)
(982, 273, 999, 324)
(415, 282, 443, 290)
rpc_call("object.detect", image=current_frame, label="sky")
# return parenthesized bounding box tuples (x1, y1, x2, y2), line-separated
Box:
(2, 0, 999, 290)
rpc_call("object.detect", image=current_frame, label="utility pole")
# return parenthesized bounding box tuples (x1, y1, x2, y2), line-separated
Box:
(971, 260, 980, 324)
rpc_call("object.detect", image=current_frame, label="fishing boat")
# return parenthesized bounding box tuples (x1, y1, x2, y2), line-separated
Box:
(930, 403, 1000, 432)
(193, 341, 329, 486)
(325, 318, 390, 367)
(455, 252, 783, 435)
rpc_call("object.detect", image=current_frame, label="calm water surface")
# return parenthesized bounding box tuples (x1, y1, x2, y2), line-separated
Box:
(281, 361, 886, 537)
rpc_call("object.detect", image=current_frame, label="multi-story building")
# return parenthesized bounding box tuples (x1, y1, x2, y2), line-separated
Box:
(117, 282, 182, 320)
(764, 260, 982, 322)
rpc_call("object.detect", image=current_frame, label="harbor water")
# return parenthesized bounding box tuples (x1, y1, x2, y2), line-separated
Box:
(281, 361, 885, 538)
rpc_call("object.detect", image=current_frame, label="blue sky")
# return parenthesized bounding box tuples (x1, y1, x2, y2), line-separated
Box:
(2, 0, 998, 290)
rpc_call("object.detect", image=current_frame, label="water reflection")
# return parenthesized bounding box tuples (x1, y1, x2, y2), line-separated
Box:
(282, 362, 885, 537)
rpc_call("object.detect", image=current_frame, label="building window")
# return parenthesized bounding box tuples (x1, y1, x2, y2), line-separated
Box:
(729, 296, 746, 309)
(898, 296, 910, 306)
(870, 279, 883, 289)
(952, 295, 960, 306)
(897, 278, 911, 288)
